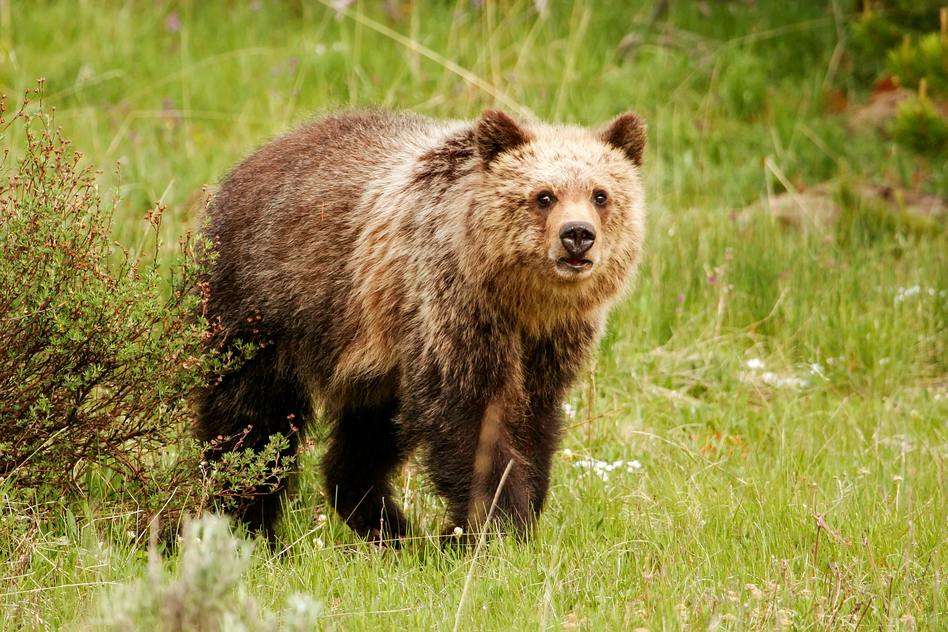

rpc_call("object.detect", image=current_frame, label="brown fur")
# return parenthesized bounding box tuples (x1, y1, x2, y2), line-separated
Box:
(195, 109, 646, 543)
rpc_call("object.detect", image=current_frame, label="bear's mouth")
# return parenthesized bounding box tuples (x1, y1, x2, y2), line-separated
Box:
(557, 257, 593, 272)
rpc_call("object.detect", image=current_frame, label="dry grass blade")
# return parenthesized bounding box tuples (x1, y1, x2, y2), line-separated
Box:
(452, 458, 515, 632)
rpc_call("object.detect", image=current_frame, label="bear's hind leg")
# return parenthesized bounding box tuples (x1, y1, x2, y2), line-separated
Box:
(195, 345, 310, 543)
(321, 398, 411, 543)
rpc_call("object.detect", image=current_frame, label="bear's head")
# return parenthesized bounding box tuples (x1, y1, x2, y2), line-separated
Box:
(469, 110, 647, 320)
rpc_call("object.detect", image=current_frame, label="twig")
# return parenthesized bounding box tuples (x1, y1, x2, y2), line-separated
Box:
(852, 599, 871, 630)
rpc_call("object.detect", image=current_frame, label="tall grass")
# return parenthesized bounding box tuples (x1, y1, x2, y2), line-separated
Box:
(1, 0, 946, 630)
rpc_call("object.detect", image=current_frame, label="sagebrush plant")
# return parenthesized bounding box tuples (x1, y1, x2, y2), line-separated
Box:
(92, 514, 323, 632)
(0, 83, 265, 531)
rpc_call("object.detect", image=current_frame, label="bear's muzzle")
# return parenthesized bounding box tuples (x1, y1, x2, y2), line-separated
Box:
(557, 221, 596, 271)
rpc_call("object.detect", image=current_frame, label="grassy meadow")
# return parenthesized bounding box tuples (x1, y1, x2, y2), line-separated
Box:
(2, 0, 947, 629)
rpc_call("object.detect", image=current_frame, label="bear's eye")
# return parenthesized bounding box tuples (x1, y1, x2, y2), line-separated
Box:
(593, 190, 608, 207)
(536, 191, 556, 209)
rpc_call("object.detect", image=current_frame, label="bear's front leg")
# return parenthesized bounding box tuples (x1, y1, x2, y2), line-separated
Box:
(403, 361, 535, 539)
(428, 403, 533, 539)
(516, 330, 597, 516)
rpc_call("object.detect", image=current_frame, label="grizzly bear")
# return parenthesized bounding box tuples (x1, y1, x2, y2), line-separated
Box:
(195, 109, 646, 544)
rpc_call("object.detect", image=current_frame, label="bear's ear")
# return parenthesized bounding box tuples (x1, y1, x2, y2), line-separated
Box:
(600, 112, 646, 167)
(475, 110, 531, 167)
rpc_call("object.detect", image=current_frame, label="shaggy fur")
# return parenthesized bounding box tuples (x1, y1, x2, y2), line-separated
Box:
(195, 109, 647, 543)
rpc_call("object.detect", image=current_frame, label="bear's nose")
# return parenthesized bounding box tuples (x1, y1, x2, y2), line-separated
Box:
(559, 222, 596, 257)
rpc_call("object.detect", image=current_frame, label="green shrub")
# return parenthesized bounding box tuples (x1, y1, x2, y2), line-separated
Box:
(848, 11, 906, 81)
(873, 0, 945, 31)
(0, 87, 232, 528)
(890, 85, 948, 155)
(886, 32, 948, 97)
(846, 4, 948, 162)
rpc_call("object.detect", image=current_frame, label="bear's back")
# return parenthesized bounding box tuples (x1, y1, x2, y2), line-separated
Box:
(202, 111, 467, 376)
(209, 110, 443, 236)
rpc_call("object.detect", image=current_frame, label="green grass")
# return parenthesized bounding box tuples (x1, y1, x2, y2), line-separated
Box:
(2, 0, 947, 630)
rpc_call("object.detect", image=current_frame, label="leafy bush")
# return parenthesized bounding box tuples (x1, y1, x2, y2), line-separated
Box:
(0, 84, 233, 528)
